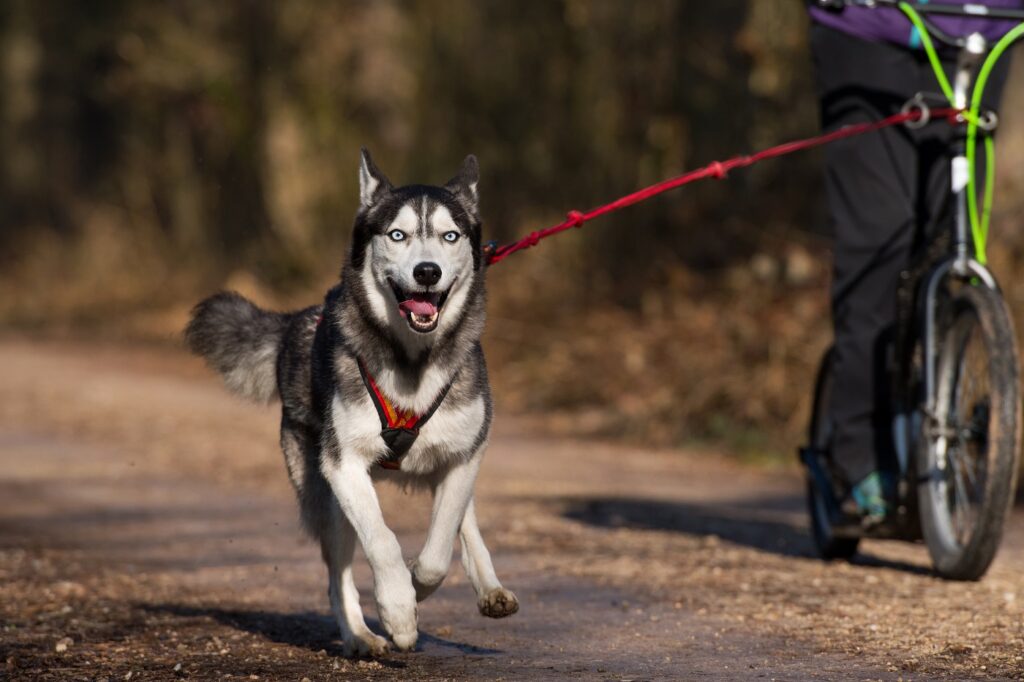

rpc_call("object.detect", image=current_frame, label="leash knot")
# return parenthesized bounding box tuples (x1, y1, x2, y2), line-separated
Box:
(566, 210, 585, 228)
(708, 161, 728, 179)
(526, 231, 541, 247)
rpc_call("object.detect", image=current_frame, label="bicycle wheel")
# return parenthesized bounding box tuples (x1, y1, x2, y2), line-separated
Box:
(918, 285, 1021, 580)
(806, 347, 860, 560)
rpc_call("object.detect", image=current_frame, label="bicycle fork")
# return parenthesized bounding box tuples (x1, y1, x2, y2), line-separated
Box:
(920, 33, 997, 462)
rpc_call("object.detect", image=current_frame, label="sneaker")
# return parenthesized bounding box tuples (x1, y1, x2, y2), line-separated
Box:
(850, 471, 893, 527)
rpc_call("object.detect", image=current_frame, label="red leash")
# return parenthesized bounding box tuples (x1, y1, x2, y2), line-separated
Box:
(485, 107, 962, 265)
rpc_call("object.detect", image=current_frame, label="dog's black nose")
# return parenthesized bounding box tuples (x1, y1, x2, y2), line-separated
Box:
(413, 262, 442, 286)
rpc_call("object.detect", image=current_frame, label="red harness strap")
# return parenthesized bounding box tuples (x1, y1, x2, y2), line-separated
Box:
(357, 359, 455, 471)
(361, 366, 421, 429)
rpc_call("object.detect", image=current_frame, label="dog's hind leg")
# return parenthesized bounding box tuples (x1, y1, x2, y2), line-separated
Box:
(322, 505, 390, 658)
(460, 498, 519, 618)
(410, 457, 481, 602)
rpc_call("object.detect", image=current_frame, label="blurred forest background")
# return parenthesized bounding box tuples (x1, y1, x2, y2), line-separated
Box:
(1, 0, 1022, 458)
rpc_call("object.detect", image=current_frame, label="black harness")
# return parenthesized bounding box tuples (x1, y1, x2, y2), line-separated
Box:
(356, 359, 455, 470)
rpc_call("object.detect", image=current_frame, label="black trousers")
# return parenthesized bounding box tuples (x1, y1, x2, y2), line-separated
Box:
(810, 25, 1009, 485)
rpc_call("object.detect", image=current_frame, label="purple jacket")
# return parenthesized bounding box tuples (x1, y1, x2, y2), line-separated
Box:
(809, 1, 1024, 48)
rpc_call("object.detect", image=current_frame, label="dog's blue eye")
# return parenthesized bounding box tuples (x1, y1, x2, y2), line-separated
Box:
(388, 230, 406, 242)
(443, 231, 460, 243)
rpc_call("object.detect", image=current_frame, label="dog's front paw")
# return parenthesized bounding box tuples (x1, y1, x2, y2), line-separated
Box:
(376, 577, 419, 651)
(379, 603, 418, 651)
(378, 602, 418, 651)
(478, 587, 519, 618)
(342, 631, 390, 658)
(389, 626, 418, 652)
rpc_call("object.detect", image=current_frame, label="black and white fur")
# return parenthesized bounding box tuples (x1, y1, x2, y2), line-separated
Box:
(186, 150, 517, 657)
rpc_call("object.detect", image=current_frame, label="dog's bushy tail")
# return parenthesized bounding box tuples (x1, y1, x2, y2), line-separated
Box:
(185, 291, 292, 403)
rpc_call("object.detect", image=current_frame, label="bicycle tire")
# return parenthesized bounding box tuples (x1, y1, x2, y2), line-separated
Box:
(806, 347, 860, 560)
(918, 285, 1021, 580)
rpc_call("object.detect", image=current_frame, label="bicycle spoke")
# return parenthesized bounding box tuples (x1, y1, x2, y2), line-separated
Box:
(958, 336, 977, 403)
(951, 444, 975, 544)
(959, 444, 978, 490)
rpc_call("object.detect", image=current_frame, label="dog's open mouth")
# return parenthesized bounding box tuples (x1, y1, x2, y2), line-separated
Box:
(388, 279, 452, 333)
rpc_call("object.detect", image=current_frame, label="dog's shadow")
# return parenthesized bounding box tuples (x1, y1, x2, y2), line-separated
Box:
(140, 604, 501, 662)
(561, 495, 932, 575)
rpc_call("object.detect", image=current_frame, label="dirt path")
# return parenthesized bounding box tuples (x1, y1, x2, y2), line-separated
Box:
(1, 341, 1023, 681)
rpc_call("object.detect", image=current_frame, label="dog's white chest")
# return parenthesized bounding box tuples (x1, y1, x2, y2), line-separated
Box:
(401, 397, 487, 471)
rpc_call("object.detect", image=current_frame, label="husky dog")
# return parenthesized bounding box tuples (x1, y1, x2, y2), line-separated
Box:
(185, 150, 517, 656)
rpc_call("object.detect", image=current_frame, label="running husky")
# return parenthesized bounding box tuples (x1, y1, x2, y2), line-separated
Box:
(185, 150, 517, 657)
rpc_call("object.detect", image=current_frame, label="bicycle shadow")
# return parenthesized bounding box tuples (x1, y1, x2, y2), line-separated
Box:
(139, 603, 501, 661)
(561, 495, 933, 575)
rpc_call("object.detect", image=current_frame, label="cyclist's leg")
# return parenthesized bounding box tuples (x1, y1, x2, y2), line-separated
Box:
(811, 26, 920, 493)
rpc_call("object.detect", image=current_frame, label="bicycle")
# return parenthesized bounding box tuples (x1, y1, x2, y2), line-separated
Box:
(802, 0, 1024, 580)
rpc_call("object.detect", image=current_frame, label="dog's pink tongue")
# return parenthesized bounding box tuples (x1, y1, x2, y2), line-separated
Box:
(399, 296, 437, 317)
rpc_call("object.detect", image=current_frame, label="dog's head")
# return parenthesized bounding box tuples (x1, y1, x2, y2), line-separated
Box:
(347, 149, 484, 348)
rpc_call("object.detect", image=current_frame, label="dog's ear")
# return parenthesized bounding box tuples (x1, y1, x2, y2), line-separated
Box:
(359, 147, 392, 210)
(445, 154, 479, 212)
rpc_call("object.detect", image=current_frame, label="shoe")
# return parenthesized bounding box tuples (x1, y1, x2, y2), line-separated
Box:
(850, 471, 893, 528)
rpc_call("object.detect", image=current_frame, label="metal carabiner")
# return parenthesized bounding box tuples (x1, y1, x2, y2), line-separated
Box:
(901, 93, 931, 129)
(976, 109, 999, 132)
